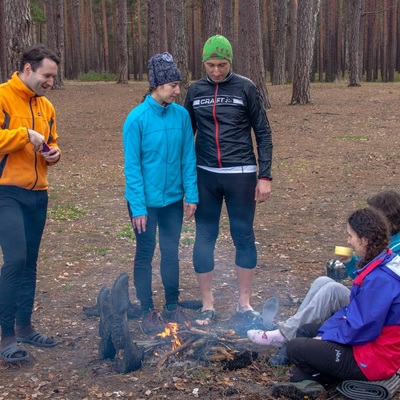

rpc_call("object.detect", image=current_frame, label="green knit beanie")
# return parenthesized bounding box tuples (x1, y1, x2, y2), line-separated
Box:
(202, 35, 233, 64)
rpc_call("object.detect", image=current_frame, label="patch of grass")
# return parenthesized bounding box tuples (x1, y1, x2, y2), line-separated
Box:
(117, 224, 135, 241)
(82, 247, 110, 255)
(181, 237, 195, 246)
(333, 134, 369, 140)
(77, 70, 116, 82)
(181, 225, 195, 234)
(280, 160, 308, 168)
(48, 205, 86, 221)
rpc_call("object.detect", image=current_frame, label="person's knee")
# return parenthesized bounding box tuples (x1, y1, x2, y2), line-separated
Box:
(313, 276, 334, 286)
(287, 338, 305, 359)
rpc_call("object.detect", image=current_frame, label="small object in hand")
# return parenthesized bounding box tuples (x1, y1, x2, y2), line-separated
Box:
(334, 246, 353, 257)
(41, 142, 51, 156)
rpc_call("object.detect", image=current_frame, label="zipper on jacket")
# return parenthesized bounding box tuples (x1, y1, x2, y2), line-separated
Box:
(212, 84, 222, 168)
(162, 107, 168, 205)
(29, 96, 39, 190)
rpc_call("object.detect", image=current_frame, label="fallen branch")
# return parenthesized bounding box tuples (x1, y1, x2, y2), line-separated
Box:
(156, 337, 198, 368)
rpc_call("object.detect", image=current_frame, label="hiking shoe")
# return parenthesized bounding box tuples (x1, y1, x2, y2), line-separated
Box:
(272, 380, 325, 399)
(111, 273, 130, 315)
(127, 302, 141, 320)
(97, 287, 116, 360)
(161, 305, 189, 325)
(268, 344, 290, 366)
(140, 310, 165, 335)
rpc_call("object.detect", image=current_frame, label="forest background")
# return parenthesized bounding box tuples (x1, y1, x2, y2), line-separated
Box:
(1, 1, 400, 398)
(0, 0, 399, 105)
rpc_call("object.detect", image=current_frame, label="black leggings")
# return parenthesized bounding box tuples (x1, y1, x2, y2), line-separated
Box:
(193, 168, 257, 273)
(129, 200, 183, 312)
(288, 323, 367, 384)
(0, 186, 48, 336)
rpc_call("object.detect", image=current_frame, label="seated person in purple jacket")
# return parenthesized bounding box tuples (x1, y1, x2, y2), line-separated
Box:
(271, 207, 400, 399)
(248, 189, 400, 368)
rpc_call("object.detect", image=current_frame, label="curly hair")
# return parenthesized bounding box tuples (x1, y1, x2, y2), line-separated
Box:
(367, 190, 400, 236)
(348, 207, 390, 269)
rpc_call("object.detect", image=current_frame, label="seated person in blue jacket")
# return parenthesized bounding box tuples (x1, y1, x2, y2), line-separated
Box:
(271, 206, 400, 399)
(248, 189, 400, 367)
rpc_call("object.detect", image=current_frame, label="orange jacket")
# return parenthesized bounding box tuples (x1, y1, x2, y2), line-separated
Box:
(0, 72, 60, 190)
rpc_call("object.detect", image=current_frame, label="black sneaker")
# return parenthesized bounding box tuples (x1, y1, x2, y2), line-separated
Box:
(272, 380, 325, 399)
(140, 310, 165, 335)
(161, 305, 189, 325)
(268, 344, 290, 366)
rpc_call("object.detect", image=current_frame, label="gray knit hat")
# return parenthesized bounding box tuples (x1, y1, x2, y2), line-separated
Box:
(148, 52, 181, 88)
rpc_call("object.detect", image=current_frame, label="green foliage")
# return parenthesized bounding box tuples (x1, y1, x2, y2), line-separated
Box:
(77, 71, 116, 82)
(31, 0, 46, 24)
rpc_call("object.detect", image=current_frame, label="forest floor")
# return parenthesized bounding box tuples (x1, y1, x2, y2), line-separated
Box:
(0, 80, 399, 400)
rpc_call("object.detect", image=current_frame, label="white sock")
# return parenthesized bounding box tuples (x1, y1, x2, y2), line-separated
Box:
(247, 329, 287, 347)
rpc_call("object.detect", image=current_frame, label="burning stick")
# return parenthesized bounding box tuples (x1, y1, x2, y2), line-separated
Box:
(156, 337, 198, 368)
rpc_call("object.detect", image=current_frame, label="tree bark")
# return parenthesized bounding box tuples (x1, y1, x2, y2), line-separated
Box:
(5, 0, 32, 76)
(116, 0, 128, 83)
(148, 0, 167, 56)
(0, 0, 7, 82)
(238, 0, 271, 108)
(348, 0, 362, 86)
(170, 0, 189, 104)
(291, 0, 321, 105)
(272, 0, 288, 85)
(287, 0, 298, 82)
(388, 0, 396, 81)
(202, 0, 222, 40)
(137, 0, 144, 81)
(222, 0, 234, 40)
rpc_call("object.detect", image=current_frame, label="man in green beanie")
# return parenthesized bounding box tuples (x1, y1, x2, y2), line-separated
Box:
(184, 35, 273, 327)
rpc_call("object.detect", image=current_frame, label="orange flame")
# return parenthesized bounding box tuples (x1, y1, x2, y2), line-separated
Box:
(157, 322, 182, 350)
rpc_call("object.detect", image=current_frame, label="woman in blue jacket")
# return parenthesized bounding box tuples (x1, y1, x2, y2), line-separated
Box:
(272, 207, 400, 399)
(122, 53, 198, 334)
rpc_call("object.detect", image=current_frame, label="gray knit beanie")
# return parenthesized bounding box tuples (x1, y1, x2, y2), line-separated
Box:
(148, 52, 181, 88)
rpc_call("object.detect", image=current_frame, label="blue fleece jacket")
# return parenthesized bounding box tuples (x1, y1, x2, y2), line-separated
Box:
(123, 95, 198, 217)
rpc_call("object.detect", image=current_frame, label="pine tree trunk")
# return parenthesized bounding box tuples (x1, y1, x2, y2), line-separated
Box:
(291, 0, 321, 105)
(116, 0, 128, 83)
(238, 0, 271, 108)
(272, 0, 288, 85)
(148, 0, 167, 56)
(5, 0, 32, 75)
(348, 0, 362, 86)
(287, 0, 298, 82)
(0, 0, 7, 82)
(202, 0, 222, 40)
(170, 0, 189, 104)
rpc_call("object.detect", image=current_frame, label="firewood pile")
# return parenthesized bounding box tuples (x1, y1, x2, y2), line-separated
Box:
(133, 324, 258, 370)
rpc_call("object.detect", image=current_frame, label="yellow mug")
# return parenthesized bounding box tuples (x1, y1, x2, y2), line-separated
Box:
(334, 246, 353, 257)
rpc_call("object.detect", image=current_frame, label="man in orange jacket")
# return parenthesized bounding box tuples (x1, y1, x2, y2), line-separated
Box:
(0, 44, 61, 363)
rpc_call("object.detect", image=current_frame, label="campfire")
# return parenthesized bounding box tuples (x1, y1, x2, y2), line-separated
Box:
(135, 322, 258, 370)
